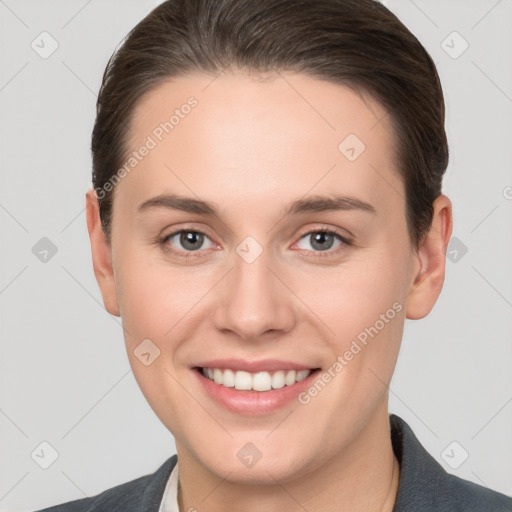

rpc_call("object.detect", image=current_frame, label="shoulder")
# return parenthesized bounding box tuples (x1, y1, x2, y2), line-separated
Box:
(34, 454, 177, 512)
(437, 471, 512, 512)
(390, 414, 512, 512)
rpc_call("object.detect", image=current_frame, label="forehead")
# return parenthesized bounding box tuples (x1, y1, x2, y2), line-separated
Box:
(116, 71, 403, 219)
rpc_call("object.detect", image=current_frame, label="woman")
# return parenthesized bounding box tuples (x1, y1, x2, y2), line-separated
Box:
(37, 0, 512, 510)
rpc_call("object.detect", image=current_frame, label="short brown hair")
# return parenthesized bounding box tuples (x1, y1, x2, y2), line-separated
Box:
(92, 0, 448, 249)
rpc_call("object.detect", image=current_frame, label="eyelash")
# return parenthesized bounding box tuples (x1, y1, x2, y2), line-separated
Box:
(158, 225, 353, 260)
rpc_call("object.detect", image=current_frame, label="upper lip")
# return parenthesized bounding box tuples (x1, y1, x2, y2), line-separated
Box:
(194, 359, 318, 373)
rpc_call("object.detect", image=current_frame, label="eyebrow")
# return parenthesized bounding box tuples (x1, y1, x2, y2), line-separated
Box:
(137, 193, 377, 217)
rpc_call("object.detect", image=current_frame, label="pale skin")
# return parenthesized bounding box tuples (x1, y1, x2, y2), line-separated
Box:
(86, 71, 452, 512)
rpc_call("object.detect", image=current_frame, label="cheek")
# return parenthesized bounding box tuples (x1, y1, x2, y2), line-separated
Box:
(289, 248, 408, 406)
(293, 256, 406, 342)
(116, 254, 198, 340)
(114, 252, 220, 395)
(115, 257, 198, 425)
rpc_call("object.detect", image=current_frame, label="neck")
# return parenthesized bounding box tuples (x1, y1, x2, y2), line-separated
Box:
(176, 405, 400, 512)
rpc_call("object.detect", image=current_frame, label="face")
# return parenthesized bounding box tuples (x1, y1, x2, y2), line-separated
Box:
(88, 71, 447, 484)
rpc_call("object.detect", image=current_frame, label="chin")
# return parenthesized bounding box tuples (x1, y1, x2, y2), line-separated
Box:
(193, 440, 316, 485)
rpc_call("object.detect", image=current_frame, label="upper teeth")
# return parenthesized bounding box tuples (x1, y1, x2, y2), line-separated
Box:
(201, 368, 312, 391)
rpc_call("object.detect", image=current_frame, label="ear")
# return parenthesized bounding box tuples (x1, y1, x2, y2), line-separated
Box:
(406, 194, 453, 320)
(85, 188, 120, 317)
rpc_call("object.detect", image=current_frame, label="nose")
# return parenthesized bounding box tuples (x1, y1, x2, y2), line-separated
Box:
(212, 248, 296, 342)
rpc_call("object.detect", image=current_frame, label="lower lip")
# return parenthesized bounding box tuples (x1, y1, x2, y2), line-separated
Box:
(193, 367, 321, 415)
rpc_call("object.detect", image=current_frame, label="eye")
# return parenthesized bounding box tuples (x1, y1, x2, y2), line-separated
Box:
(294, 228, 351, 256)
(159, 226, 351, 259)
(161, 229, 216, 257)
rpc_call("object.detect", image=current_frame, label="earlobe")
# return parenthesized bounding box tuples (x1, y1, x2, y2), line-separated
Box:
(85, 188, 120, 317)
(405, 194, 453, 320)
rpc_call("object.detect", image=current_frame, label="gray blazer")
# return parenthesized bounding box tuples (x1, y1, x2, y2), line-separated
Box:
(35, 414, 512, 511)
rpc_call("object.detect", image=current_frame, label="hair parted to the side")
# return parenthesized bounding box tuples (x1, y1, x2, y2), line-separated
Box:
(91, 0, 448, 250)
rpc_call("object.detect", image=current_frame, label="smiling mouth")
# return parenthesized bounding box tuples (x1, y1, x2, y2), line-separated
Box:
(195, 367, 321, 392)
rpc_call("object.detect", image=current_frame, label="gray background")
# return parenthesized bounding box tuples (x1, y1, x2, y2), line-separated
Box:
(0, 0, 511, 510)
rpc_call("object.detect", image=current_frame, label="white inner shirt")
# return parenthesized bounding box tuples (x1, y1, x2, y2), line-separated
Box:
(158, 462, 180, 512)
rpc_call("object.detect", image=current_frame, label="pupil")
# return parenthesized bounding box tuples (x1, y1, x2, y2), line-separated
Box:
(181, 231, 203, 251)
(311, 232, 333, 251)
